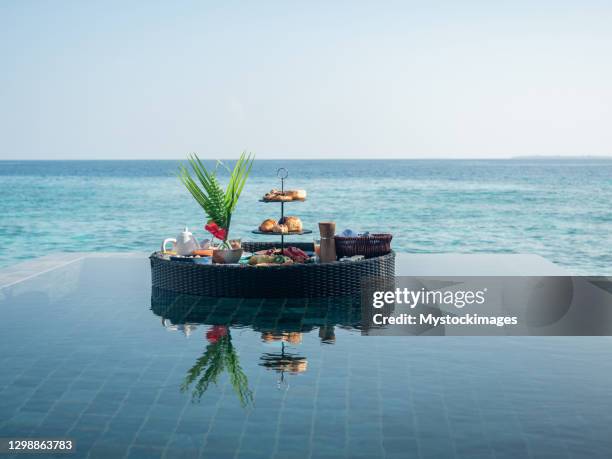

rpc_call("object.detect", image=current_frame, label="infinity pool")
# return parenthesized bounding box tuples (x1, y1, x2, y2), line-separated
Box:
(0, 256, 611, 458)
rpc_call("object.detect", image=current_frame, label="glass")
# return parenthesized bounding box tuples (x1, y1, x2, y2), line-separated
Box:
(313, 238, 321, 259)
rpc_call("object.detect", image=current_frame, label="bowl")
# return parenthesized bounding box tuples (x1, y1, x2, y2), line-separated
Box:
(213, 248, 244, 264)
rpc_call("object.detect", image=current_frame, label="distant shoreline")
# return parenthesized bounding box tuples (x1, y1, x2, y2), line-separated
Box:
(1, 156, 611, 162)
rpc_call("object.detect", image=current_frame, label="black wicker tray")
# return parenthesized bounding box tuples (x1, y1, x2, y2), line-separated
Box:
(150, 241, 395, 298)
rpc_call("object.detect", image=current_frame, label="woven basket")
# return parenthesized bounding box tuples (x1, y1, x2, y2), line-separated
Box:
(334, 233, 393, 258)
(150, 240, 395, 298)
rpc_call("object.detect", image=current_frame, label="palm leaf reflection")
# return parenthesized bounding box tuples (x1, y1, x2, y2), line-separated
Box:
(181, 326, 253, 407)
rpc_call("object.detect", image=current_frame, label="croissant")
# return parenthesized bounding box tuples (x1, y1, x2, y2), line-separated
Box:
(259, 219, 277, 232)
(272, 223, 289, 234)
(279, 216, 302, 232)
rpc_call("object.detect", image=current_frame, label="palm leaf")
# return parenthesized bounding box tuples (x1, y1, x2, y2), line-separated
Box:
(181, 334, 253, 407)
(178, 152, 255, 240)
(224, 152, 255, 214)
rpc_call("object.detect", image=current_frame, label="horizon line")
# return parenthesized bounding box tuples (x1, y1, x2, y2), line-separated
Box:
(1, 155, 612, 161)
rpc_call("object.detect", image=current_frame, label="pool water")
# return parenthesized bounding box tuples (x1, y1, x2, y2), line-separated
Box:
(1, 256, 611, 458)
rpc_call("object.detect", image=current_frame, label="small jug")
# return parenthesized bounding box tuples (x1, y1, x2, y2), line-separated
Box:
(162, 226, 200, 256)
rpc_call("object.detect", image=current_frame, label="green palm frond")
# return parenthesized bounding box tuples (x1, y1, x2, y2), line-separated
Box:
(224, 338, 254, 407)
(181, 334, 253, 408)
(178, 152, 255, 239)
(222, 152, 255, 214)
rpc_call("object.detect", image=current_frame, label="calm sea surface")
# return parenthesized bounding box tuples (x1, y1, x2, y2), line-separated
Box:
(0, 159, 610, 274)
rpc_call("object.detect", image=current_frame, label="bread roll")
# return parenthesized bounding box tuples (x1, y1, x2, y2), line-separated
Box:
(272, 223, 289, 234)
(259, 218, 277, 232)
(286, 190, 307, 201)
(279, 216, 302, 232)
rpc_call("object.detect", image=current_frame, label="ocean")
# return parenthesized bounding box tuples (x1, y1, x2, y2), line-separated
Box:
(0, 159, 610, 274)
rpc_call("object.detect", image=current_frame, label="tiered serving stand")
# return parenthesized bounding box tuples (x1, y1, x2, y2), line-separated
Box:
(150, 168, 395, 298)
(251, 168, 311, 253)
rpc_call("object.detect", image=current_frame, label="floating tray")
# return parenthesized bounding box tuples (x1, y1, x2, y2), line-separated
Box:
(150, 241, 395, 298)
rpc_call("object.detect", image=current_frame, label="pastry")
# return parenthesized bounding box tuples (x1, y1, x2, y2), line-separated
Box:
(262, 189, 296, 202)
(259, 218, 277, 232)
(272, 223, 289, 234)
(265, 193, 291, 202)
(279, 216, 302, 233)
(263, 189, 283, 201)
(285, 190, 307, 201)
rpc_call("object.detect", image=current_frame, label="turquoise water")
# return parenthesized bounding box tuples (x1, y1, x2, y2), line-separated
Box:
(0, 159, 610, 274)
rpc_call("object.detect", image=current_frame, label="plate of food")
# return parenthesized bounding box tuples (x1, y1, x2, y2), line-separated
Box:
(256, 216, 311, 234)
(260, 189, 307, 202)
(250, 246, 312, 264)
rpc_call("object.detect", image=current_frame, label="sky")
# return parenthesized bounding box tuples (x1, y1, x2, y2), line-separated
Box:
(0, 0, 611, 160)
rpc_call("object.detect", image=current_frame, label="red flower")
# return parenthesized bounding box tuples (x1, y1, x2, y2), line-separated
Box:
(205, 221, 227, 241)
(206, 325, 228, 343)
(205, 221, 219, 233)
(214, 227, 227, 240)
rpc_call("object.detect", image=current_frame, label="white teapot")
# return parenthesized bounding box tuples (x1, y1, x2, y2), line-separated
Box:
(162, 226, 200, 256)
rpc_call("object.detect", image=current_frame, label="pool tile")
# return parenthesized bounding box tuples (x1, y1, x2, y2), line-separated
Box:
(75, 413, 111, 431)
(175, 420, 210, 435)
(202, 433, 239, 454)
(237, 433, 276, 454)
(88, 444, 129, 459)
(126, 445, 164, 459)
(236, 452, 273, 459)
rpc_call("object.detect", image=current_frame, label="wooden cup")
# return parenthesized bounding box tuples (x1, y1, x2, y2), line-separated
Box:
(318, 222, 337, 263)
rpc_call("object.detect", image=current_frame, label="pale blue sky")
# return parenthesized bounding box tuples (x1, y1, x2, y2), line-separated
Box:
(1, 0, 611, 159)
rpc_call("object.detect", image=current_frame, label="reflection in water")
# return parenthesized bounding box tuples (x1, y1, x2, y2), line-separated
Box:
(180, 326, 253, 407)
(260, 340, 308, 390)
(318, 326, 336, 343)
(161, 318, 198, 337)
(261, 331, 303, 344)
(151, 288, 361, 404)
